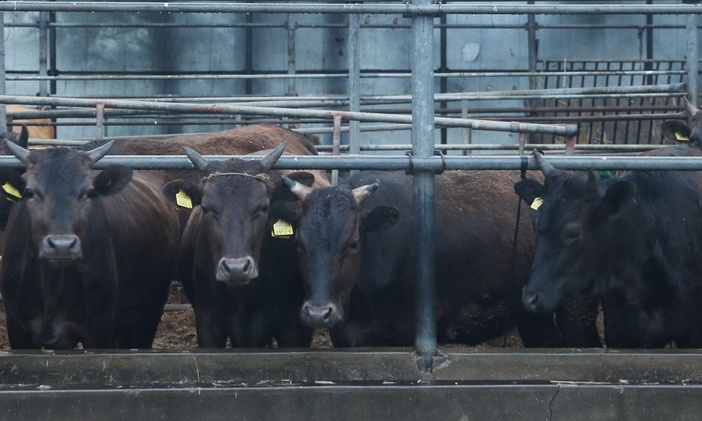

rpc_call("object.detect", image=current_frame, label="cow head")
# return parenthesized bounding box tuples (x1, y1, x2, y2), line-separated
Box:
(4, 140, 132, 263)
(281, 176, 399, 329)
(0, 125, 29, 230)
(661, 97, 702, 147)
(516, 151, 635, 313)
(162, 142, 286, 286)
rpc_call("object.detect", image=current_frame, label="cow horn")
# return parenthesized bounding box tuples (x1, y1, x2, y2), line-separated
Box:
(351, 182, 379, 205)
(532, 149, 557, 178)
(282, 174, 313, 201)
(182, 146, 209, 171)
(260, 142, 287, 170)
(87, 140, 115, 164)
(4, 136, 30, 163)
(683, 96, 699, 117)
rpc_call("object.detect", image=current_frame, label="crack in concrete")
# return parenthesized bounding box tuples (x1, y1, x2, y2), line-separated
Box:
(548, 384, 561, 421)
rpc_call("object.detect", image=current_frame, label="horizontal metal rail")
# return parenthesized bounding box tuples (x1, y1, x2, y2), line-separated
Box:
(0, 94, 579, 136)
(0, 154, 699, 172)
(0, 2, 701, 15)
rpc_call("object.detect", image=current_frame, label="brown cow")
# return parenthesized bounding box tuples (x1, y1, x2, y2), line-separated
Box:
(0, 141, 180, 349)
(162, 139, 329, 348)
(281, 170, 594, 347)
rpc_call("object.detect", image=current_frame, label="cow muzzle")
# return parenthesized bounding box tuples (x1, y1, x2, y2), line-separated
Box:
(40, 234, 83, 261)
(300, 301, 343, 329)
(522, 286, 558, 313)
(216, 256, 258, 286)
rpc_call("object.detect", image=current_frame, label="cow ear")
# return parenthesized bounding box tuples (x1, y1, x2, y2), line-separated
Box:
(162, 180, 202, 209)
(514, 178, 545, 210)
(600, 180, 635, 218)
(92, 165, 132, 197)
(0, 168, 25, 202)
(363, 206, 400, 232)
(660, 120, 691, 143)
(272, 171, 315, 201)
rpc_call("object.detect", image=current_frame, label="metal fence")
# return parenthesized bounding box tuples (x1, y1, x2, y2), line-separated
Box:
(2, 2, 702, 368)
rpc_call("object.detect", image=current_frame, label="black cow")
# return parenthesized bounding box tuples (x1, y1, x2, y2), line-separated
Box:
(517, 147, 702, 348)
(0, 141, 180, 349)
(162, 143, 327, 348)
(281, 170, 586, 347)
(660, 96, 702, 147)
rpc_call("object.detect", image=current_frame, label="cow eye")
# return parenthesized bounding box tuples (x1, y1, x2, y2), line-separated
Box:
(563, 228, 581, 245)
(349, 239, 360, 252)
(85, 188, 97, 199)
(257, 204, 270, 216)
(200, 204, 210, 214)
(22, 188, 34, 199)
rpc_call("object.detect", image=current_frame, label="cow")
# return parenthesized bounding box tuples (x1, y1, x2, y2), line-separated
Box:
(660, 96, 702, 147)
(0, 140, 180, 349)
(516, 146, 702, 348)
(161, 141, 328, 348)
(7, 105, 55, 141)
(280, 169, 594, 348)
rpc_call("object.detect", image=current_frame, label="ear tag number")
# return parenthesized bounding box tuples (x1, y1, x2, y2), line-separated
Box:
(175, 189, 193, 209)
(675, 132, 690, 141)
(2, 182, 21, 201)
(530, 197, 544, 210)
(272, 219, 294, 238)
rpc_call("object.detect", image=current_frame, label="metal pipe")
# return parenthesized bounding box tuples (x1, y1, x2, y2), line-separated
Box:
(38, 11, 49, 97)
(0, 12, 6, 130)
(0, 94, 580, 136)
(0, 154, 698, 172)
(0, 3, 701, 15)
(5, 71, 687, 81)
(411, 0, 437, 370)
(688, 14, 699, 106)
(348, 11, 361, 168)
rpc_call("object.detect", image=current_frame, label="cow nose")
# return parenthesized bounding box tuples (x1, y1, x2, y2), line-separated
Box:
(300, 301, 342, 328)
(216, 256, 258, 285)
(522, 288, 542, 312)
(40, 234, 82, 260)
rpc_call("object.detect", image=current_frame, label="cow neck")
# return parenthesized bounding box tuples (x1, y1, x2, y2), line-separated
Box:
(202, 172, 271, 187)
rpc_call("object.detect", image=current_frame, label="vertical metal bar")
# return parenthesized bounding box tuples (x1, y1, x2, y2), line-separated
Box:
(0, 11, 6, 130)
(687, 13, 699, 106)
(95, 103, 105, 140)
(461, 99, 470, 156)
(38, 11, 49, 97)
(411, 0, 437, 370)
(565, 135, 575, 155)
(245, 13, 253, 96)
(331, 114, 342, 186)
(348, 11, 361, 175)
(286, 16, 297, 97)
(439, 6, 447, 146)
(526, 0, 537, 146)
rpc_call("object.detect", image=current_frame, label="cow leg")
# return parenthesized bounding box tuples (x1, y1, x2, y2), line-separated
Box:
(193, 305, 228, 348)
(5, 312, 33, 349)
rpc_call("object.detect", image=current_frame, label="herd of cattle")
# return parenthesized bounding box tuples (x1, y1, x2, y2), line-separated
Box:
(0, 98, 701, 350)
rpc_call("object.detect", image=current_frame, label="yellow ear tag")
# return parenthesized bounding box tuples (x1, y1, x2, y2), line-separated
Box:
(530, 197, 544, 211)
(272, 219, 294, 238)
(2, 182, 21, 201)
(175, 189, 193, 209)
(675, 132, 690, 141)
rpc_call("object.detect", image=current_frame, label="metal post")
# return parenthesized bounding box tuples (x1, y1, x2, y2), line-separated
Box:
(38, 11, 49, 97)
(687, 13, 698, 106)
(0, 11, 6, 130)
(96, 103, 105, 140)
(348, 11, 361, 175)
(461, 99, 471, 155)
(411, 0, 437, 370)
(286, 15, 297, 97)
(527, 0, 538, 144)
(331, 114, 342, 186)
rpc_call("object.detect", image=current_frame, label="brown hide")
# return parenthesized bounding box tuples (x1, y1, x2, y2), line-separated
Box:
(7, 105, 55, 140)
